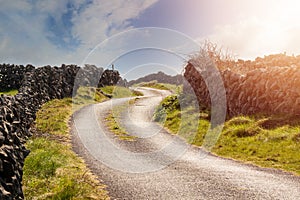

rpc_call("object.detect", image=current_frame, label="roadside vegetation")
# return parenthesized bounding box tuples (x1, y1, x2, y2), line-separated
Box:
(72, 86, 108, 110)
(23, 97, 109, 199)
(100, 85, 143, 98)
(105, 105, 136, 141)
(154, 93, 300, 175)
(102, 87, 142, 141)
(0, 89, 18, 96)
(134, 80, 181, 93)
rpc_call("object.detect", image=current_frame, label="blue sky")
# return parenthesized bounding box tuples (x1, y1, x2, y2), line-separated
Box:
(1, 0, 300, 80)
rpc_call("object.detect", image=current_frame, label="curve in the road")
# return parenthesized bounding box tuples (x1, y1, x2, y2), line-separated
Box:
(71, 87, 300, 200)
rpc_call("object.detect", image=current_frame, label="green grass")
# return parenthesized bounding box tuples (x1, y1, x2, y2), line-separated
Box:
(214, 116, 300, 175)
(135, 81, 181, 93)
(0, 89, 18, 96)
(36, 98, 72, 136)
(72, 86, 108, 107)
(131, 90, 144, 96)
(154, 94, 300, 175)
(105, 104, 136, 141)
(100, 86, 142, 98)
(24, 85, 138, 199)
(23, 97, 109, 199)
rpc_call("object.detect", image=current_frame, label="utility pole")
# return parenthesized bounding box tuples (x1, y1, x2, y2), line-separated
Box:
(112, 64, 114, 70)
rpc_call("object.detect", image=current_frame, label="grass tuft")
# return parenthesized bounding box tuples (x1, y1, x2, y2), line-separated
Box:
(105, 104, 136, 141)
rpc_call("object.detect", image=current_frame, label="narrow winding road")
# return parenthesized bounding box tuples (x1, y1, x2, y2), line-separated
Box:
(71, 87, 300, 200)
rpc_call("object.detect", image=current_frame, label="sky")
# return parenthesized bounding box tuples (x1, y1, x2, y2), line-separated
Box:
(1, 0, 300, 80)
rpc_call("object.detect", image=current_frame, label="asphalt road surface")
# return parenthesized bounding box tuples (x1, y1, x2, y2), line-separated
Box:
(71, 87, 300, 200)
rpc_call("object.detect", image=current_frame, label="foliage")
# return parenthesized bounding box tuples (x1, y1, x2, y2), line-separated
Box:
(154, 93, 300, 175)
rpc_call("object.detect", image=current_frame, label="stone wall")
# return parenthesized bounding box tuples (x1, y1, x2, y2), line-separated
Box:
(98, 69, 126, 87)
(0, 64, 123, 199)
(0, 64, 34, 91)
(0, 64, 79, 199)
(74, 64, 104, 91)
(184, 55, 300, 118)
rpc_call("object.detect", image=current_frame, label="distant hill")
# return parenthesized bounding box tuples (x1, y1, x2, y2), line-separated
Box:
(128, 71, 183, 86)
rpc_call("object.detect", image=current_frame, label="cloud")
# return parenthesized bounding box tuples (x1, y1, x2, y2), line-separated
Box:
(0, 0, 32, 13)
(71, 0, 158, 47)
(0, 0, 159, 66)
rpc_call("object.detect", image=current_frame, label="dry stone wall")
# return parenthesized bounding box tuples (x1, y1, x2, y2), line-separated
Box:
(0, 64, 123, 199)
(0, 64, 79, 199)
(98, 69, 126, 87)
(184, 56, 300, 118)
(0, 64, 34, 91)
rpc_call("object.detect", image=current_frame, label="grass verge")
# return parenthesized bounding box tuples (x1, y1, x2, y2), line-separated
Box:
(0, 89, 18, 96)
(23, 95, 109, 199)
(154, 94, 300, 175)
(134, 81, 181, 93)
(72, 86, 108, 107)
(104, 104, 136, 141)
(100, 86, 143, 98)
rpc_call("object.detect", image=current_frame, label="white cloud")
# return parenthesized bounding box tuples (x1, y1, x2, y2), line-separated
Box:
(0, 0, 159, 66)
(71, 0, 158, 47)
(35, 0, 68, 15)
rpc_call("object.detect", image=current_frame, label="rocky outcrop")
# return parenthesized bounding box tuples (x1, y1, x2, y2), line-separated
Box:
(128, 71, 183, 86)
(184, 54, 300, 118)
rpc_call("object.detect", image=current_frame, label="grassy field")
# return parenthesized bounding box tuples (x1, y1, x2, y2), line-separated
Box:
(0, 89, 18, 96)
(154, 94, 300, 175)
